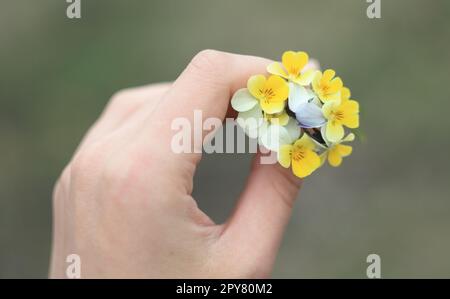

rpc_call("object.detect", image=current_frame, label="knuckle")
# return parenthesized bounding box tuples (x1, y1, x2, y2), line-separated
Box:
(108, 89, 133, 110)
(70, 141, 108, 181)
(100, 144, 152, 191)
(100, 153, 133, 187)
(188, 49, 230, 76)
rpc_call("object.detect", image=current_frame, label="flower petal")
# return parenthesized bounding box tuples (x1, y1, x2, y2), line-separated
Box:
(320, 125, 331, 147)
(294, 69, 316, 86)
(288, 82, 310, 112)
(278, 144, 292, 168)
(326, 121, 344, 143)
(327, 147, 343, 167)
(277, 110, 290, 126)
(282, 51, 308, 77)
(295, 103, 327, 128)
(342, 114, 359, 128)
(236, 105, 263, 138)
(231, 88, 258, 112)
(341, 87, 351, 101)
(284, 117, 301, 143)
(312, 70, 322, 88)
(260, 100, 285, 114)
(322, 91, 341, 102)
(295, 134, 316, 151)
(247, 75, 266, 99)
(336, 144, 353, 157)
(259, 124, 284, 151)
(322, 69, 336, 82)
(342, 100, 359, 114)
(266, 75, 289, 102)
(342, 133, 355, 142)
(292, 150, 320, 178)
(329, 77, 343, 93)
(322, 100, 339, 119)
(267, 62, 288, 79)
(277, 125, 294, 147)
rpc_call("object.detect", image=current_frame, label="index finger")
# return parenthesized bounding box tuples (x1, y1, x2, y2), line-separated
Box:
(159, 50, 271, 123)
(140, 50, 272, 161)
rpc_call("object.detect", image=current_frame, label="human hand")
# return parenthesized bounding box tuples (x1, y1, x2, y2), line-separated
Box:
(50, 50, 304, 278)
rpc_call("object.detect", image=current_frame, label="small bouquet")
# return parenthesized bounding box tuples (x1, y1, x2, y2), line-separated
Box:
(231, 51, 360, 178)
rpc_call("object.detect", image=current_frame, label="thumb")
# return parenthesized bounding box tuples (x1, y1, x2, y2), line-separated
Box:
(220, 151, 302, 275)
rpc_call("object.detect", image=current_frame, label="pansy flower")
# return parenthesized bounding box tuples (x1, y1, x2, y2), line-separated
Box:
(230, 50, 361, 179)
(320, 133, 355, 167)
(322, 98, 359, 143)
(247, 74, 289, 114)
(267, 51, 316, 86)
(312, 69, 343, 102)
(278, 133, 321, 178)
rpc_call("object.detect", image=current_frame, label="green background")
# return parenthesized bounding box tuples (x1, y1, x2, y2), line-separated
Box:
(1, 0, 450, 278)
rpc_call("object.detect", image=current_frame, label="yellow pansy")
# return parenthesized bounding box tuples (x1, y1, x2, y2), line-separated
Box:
(278, 134, 321, 178)
(322, 99, 359, 142)
(247, 74, 289, 114)
(312, 69, 343, 102)
(321, 133, 355, 167)
(267, 51, 316, 86)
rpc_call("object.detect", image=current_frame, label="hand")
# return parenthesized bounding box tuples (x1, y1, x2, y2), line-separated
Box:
(50, 50, 302, 278)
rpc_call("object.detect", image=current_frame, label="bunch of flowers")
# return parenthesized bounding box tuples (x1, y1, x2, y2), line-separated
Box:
(231, 51, 360, 178)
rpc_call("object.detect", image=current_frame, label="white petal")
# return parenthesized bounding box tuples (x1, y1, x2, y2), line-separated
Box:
(320, 125, 331, 147)
(342, 133, 356, 142)
(236, 105, 263, 138)
(295, 103, 327, 128)
(259, 124, 286, 152)
(278, 126, 294, 148)
(288, 82, 311, 112)
(231, 88, 258, 112)
(283, 117, 301, 144)
(306, 89, 321, 105)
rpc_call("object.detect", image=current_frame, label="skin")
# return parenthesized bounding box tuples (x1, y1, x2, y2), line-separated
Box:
(50, 50, 306, 278)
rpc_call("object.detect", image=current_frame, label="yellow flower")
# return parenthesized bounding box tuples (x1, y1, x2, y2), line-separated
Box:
(278, 134, 321, 178)
(247, 74, 289, 114)
(312, 69, 343, 102)
(267, 51, 316, 86)
(321, 133, 355, 167)
(322, 99, 359, 143)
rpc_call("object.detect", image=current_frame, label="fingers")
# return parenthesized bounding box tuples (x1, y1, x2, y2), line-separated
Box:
(220, 152, 302, 275)
(160, 50, 271, 122)
(140, 50, 272, 162)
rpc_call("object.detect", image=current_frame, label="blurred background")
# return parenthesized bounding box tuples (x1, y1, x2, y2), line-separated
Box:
(1, 0, 450, 278)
